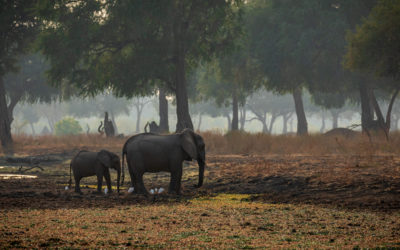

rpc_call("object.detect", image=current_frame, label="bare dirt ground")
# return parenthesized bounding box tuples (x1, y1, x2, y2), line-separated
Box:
(1, 153, 400, 211)
(1, 151, 400, 248)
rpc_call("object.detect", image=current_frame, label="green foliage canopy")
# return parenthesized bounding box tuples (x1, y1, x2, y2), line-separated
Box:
(4, 54, 61, 104)
(0, 0, 39, 77)
(37, 0, 242, 95)
(248, 0, 349, 93)
(345, 0, 400, 81)
(37, 0, 243, 131)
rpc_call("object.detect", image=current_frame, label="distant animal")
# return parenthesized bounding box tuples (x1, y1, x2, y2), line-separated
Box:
(323, 128, 358, 138)
(121, 128, 206, 195)
(98, 121, 105, 136)
(98, 112, 115, 137)
(144, 121, 160, 133)
(69, 150, 121, 194)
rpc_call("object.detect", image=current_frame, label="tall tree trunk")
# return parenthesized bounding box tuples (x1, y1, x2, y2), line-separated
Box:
(392, 115, 399, 131)
(231, 88, 239, 131)
(292, 87, 308, 135)
(0, 78, 13, 154)
(45, 115, 54, 133)
(369, 87, 400, 139)
(239, 106, 246, 131)
(289, 117, 294, 132)
(320, 113, 326, 133)
(283, 114, 289, 134)
(225, 114, 231, 131)
(159, 87, 169, 133)
(135, 105, 142, 133)
(262, 117, 268, 133)
(29, 122, 36, 136)
(197, 113, 202, 131)
(368, 88, 385, 124)
(174, 31, 193, 132)
(359, 83, 374, 133)
(331, 110, 339, 129)
(384, 87, 400, 132)
(7, 93, 22, 126)
(268, 113, 278, 134)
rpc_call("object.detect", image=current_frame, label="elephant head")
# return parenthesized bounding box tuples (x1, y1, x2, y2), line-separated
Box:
(180, 129, 206, 188)
(98, 150, 121, 193)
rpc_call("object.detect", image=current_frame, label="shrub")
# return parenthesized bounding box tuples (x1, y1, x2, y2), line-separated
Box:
(54, 117, 83, 136)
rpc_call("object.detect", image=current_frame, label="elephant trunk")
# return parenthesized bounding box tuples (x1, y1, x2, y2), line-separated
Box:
(196, 160, 205, 188)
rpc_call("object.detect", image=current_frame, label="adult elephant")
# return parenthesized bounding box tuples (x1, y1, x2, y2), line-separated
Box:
(121, 129, 206, 194)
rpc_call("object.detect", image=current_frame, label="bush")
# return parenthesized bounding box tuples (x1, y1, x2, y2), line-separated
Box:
(54, 117, 83, 136)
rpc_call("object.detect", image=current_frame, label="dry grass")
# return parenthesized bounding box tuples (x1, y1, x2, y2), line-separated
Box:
(201, 130, 398, 156)
(3, 130, 400, 156)
(6, 134, 125, 156)
(1, 194, 399, 249)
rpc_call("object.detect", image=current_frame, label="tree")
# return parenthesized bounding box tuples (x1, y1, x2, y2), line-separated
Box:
(4, 54, 60, 123)
(37, 0, 243, 132)
(36, 102, 64, 133)
(14, 104, 40, 135)
(0, 1, 39, 152)
(345, 0, 400, 137)
(247, 0, 376, 135)
(131, 97, 152, 133)
(311, 92, 352, 129)
(247, 0, 319, 135)
(247, 90, 293, 134)
(196, 50, 264, 131)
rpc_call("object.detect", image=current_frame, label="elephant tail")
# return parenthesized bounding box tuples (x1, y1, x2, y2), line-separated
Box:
(144, 122, 149, 133)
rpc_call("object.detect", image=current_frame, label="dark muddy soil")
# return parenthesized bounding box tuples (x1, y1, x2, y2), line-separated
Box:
(206, 154, 400, 211)
(1, 153, 400, 211)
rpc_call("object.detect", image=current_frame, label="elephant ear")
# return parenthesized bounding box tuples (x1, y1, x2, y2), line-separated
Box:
(181, 129, 198, 160)
(98, 150, 111, 168)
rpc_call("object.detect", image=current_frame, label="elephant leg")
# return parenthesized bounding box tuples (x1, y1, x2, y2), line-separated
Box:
(74, 176, 82, 194)
(130, 156, 147, 194)
(135, 173, 148, 194)
(96, 174, 103, 193)
(104, 168, 112, 193)
(129, 171, 137, 192)
(169, 167, 182, 195)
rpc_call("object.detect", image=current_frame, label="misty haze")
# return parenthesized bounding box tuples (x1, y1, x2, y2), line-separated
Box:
(1, 0, 400, 248)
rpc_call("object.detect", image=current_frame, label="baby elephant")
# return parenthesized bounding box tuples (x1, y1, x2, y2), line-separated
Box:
(69, 150, 121, 194)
